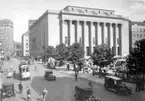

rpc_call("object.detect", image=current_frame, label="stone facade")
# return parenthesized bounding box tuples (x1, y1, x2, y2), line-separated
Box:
(22, 31, 29, 56)
(0, 19, 13, 56)
(29, 6, 130, 57)
(129, 21, 145, 51)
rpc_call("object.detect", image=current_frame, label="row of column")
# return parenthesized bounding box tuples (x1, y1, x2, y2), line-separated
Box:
(59, 20, 122, 56)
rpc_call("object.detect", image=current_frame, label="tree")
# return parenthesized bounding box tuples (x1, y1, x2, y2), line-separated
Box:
(67, 43, 84, 63)
(55, 43, 68, 60)
(91, 44, 114, 77)
(45, 46, 56, 59)
(126, 39, 145, 90)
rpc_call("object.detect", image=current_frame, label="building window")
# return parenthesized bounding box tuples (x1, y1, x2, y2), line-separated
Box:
(137, 34, 139, 37)
(117, 38, 119, 45)
(93, 47, 95, 53)
(93, 37, 95, 45)
(134, 33, 136, 37)
(86, 47, 89, 56)
(26, 43, 28, 45)
(65, 37, 68, 44)
(144, 34, 145, 37)
(140, 34, 142, 37)
(79, 37, 82, 44)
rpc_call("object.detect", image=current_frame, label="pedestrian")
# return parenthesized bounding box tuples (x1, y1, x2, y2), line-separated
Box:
(75, 71, 78, 81)
(67, 63, 70, 71)
(35, 65, 37, 71)
(41, 88, 48, 101)
(26, 87, 31, 101)
(18, 82, 23, 94)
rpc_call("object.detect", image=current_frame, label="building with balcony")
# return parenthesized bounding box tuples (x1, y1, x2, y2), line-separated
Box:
(29, 5, 130, 57)
(22, 31, 29, 56)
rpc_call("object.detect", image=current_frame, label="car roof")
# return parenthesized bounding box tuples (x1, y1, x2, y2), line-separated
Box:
(20, 65, 28, 68)
(105, 75, 122, 80)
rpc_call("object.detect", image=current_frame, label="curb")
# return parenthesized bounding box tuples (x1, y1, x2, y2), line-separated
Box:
(31, 83, 41, 96)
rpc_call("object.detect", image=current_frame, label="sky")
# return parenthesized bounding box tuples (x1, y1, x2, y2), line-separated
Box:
(0, 0, 145, 42)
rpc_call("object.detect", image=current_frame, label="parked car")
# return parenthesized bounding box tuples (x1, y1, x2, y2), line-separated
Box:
(2, 83, 16, 98)
(104, 75, 132, 95)
(44, 70, 56, 81)
(74, 82, 101, 101)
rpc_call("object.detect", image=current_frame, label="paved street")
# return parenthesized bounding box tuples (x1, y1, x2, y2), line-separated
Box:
(32, 62, 143, 101)
(2, 58, 41, 101)
(1, 58, 145, 101)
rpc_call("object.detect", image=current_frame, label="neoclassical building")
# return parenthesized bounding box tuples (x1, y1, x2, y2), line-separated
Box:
(29, 6, 130, 56)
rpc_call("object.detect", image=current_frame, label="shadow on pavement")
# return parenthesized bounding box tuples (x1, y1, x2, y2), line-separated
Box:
(19, 96, 27, 101)
(36, 98, 43, 101)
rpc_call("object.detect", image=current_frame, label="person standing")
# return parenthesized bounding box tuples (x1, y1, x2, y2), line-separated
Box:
(26, 87, 31, 101)
(41, 88, 48, 101)
(18, 82, 23, 94)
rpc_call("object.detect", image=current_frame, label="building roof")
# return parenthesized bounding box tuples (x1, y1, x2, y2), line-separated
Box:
(64, 5, 115, 12)
(105, 76, 122, 80)
(131, 21, 145, 26)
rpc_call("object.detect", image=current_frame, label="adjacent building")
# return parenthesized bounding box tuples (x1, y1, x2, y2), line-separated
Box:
(0, 19, 14, 56)
(22, 31, 29, 56)
(29, 5, 130, 57)
(129, 21, 145, 51)
(13, 41, 22, 57)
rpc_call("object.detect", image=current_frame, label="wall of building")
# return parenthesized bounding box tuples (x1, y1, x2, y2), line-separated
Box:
(48, 12, 59, 46)
(130, 22, 145, 50)
(0, 19, 13, 56)
(22, 32, 29, 56)
(29, 11, 48, 56)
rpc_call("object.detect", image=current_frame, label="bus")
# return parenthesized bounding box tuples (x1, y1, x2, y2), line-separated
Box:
(19, 65, 31, 80)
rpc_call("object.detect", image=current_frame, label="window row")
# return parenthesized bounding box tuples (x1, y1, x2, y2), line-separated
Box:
(134, 33, 145, 37)
(133, 28, 145, 32)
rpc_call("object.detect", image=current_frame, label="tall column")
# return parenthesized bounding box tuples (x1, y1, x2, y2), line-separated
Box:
(112, 23, 117, 55)
(67, 20, 71, 46)
(100, 23, 105, 44)
(82, 21, 85, 50)
(88, 22, 92, 55)
(106, 23, 111, 48)
(59, 19, 63, 43)
(118, 24, 122, 55)
(94, 22, 98, 46)
(75, 21, 78, 43)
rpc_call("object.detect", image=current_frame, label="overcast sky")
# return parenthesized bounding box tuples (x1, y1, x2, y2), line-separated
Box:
(0, 0, 145, 42)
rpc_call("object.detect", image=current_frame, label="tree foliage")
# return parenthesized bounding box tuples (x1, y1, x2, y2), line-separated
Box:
(126, 39, 145, 74)
(45, 46, 56, 58)
(55, 43, 68, 60)
(67, 43, 84, 62)
(91, 44, 114, 67)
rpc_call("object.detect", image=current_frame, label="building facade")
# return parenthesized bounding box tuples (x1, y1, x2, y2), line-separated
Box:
(0, 19, 13, 56)
(129, 21, 145, 51)
(22, 31, 29, 56)
(29, 6, 130, 57)
(13, 42, 22, 57)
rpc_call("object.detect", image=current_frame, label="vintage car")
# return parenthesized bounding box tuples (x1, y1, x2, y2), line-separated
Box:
(2, 83, 16, 98)
(104, 76, 132, 95)
(74, 82, 101, 101)
(44, 70, 56, 81)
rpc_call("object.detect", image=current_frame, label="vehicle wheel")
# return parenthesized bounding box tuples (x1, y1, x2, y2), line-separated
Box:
(6, 90, 13, 97)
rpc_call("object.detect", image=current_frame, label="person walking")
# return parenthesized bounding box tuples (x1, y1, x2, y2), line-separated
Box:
(41, 88, 48, 101)
(18, 82, 23, 94)
(26, 87, 31, 101)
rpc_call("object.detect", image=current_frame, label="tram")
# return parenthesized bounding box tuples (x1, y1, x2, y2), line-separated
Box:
(19, 65, 31, 80)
